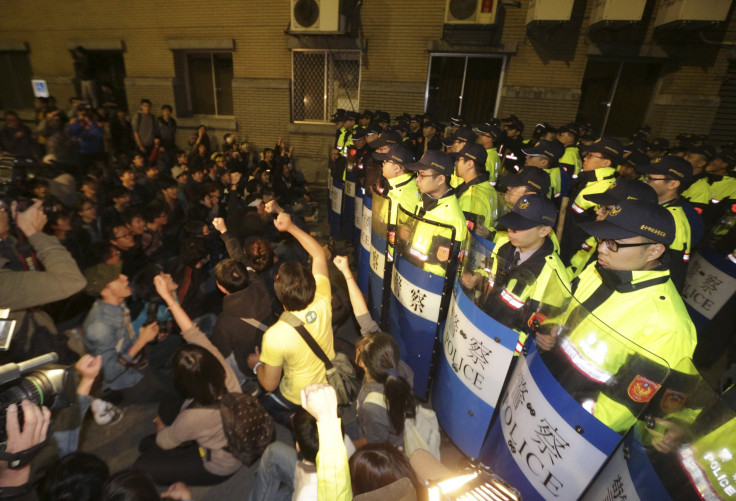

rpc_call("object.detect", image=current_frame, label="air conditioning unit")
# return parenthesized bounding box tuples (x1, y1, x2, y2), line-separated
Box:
(654, 0, 732, 27)
(590, 0, 647, 24)
(290, 0, 345, 34)
(445, 0, 498, 24)
(526, 0, 575, 23)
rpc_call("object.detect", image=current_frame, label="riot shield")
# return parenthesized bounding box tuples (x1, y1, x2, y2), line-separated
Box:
(432, 231, 536, 458)
(342, 163, 356, 244)
(388, 205, 458, 399)
(583, 358, 735, 501)
(682, 245, 736, 330)
(353, 184, 364, 260)
(328, 165, 344, 241)
(356, 193, 372, 295)
(480, 271, 670, 501)
(369, 192, 392, 328)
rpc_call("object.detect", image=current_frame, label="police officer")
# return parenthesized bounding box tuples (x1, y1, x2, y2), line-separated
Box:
(422, 120, 443, 154)
(639, 155, 703, 290)
(441, 126, 476, 154)
(372, 143, 420, 227)
(449, 142, 496, 232)
(408, 114, 424, 159)
(536, 199, 697, 432)
(568, 178, 658, 278)
(557, 122, 583, 179)
(560, 136, 621, 264)
(499, 115, 525, 175)
(477, 194, 569, 350)
(474, 122, 503, 186)
(495, 167, 554, 250)
(399, 150, 466, 274)
(520, 139, 566, 201)
(683, 150, 736, 229)
(618, 151, 649, 180)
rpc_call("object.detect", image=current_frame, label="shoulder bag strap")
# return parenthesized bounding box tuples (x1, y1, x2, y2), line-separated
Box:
(279, 311, 333, 370)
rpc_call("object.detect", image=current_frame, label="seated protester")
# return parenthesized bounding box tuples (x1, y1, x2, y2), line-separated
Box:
(250, 407, 357, 501)
(568, 178, 659, 278)
(185, 164, 208, 205)
(40, 451, 110, 501)
(26, 177, 50, 198)
(300, 384, 353, 501)
(189, 182, 223, 223)
(140, 201, 169, 259)
(122, 208, 146, 246)
(190, 141, 210, 171)
(131, 265, 184, 373)
(118, 166, 149, 208)
(248, 207, 334, 428)
(134, 274, 272, 486)
(212, 259, 274, 386)
(82, 262, 173, 405)
(349, 443, 421, 498)
(354, 333, 417, 448)
(448, 142, 497, 232)
(79, 175, 102, 210)
(171, 236, 214, 322)
(520, 138, 567, 202)
(106, 222, 147, 279)
(157, 176, 187, 239)
(100, 186, 130, 230)
(69, 197, 103, 268)
(141, 162, 161, 201)
(471, 194, 568, 350)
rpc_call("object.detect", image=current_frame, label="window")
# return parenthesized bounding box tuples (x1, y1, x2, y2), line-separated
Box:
(175, 52, 233, 116)
(425, 54, 505, 125)
(292, 49, 361, 122)
(0, 51, 34, 110)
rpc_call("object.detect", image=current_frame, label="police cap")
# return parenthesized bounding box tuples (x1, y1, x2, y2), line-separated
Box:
(499, 167, 551, 196)
(579, 199, 675, 245)
(498, 193, 557, 230)
(687, 143, 716, 159)
(405, 150, 454, 177)
(351, 128, 367, 141)
(585, 136, 624, 160)
(521, 139, 565, 164)
(369, 129, 401, 149)
(621, 151, 650, 170)
(636, 155, 692, 182)
(448, 142, 488, 167)
(474, 122, 502, 141)
(584, 178, 658, 206)
(373, 143, 415, 166)
(441, 126, 477, 147)
(557, 122, 580, 138)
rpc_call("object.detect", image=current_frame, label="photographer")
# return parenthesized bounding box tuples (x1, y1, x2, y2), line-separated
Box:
(0, 200, 87, 365)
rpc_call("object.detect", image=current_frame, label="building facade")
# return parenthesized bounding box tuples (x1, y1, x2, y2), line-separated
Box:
(1, 0, 734, 179)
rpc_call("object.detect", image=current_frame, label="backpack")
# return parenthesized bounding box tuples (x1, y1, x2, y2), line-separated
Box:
(364, 391, 441, 460)
(217, 392, 274, 466)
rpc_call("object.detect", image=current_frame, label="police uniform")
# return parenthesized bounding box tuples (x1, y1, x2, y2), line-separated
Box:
(541, 199, 697, 433)
(559, 145, 583, 179)
(449, 142, 497, 231)
(560, 137, 621, 264)
(480, 194, 569, 354)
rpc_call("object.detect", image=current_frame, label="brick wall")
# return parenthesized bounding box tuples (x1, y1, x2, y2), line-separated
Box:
(1, 0, 734, 181)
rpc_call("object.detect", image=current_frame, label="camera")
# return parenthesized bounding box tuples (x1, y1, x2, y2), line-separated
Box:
(0, 353, 76, 445)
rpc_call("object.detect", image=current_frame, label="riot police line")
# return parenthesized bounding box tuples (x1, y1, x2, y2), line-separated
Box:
(335, 153, 736, 500)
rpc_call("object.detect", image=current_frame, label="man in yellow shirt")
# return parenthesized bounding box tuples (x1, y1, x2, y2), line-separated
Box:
(251, 206, 335, 427)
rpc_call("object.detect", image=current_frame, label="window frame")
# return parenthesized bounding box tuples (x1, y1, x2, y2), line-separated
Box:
(423, 53, 507, 121)
(291, 48, 362, 124)
(180, 50, 234, 117)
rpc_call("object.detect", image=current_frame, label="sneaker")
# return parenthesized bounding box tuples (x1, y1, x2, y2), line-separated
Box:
(91, 398, 124, 426)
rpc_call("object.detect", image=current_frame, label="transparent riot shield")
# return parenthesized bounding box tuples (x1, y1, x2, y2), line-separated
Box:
(583, 357, 736, 501)
(328, 176, 344, 240)
(682, 245, 736, 330)
(433, 231, 536, 458)
(480, 271, 671, 501)
(369, 192, 392, 328)
(342, 163, 356, 244)
(389, 205, 458, 399)
(353, 185, 364, 260)
(357, 193, 372, 295)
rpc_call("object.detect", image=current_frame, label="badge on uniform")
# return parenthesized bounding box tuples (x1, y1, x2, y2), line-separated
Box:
(436, 245, 450, 262)
(627, 374, 661, 403)
(305, 311, 317, 324)
(660, 389, 686, 413)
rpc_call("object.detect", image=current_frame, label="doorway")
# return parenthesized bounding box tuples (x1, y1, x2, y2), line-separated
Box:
(576, 58, 662, 138)
(425, 54, 505, 125)
(74, 50, 128, 111)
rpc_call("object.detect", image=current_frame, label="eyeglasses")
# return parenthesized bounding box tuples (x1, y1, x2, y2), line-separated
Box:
(644, 175, 674, 183)
(596, 238, 654, 252)
(114, 231, 132, 240)
(416, 172, 440, 180)
(585, 153, 604, 160)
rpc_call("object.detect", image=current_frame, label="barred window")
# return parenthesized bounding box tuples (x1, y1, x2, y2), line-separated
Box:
(292, 50, 361, 122)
